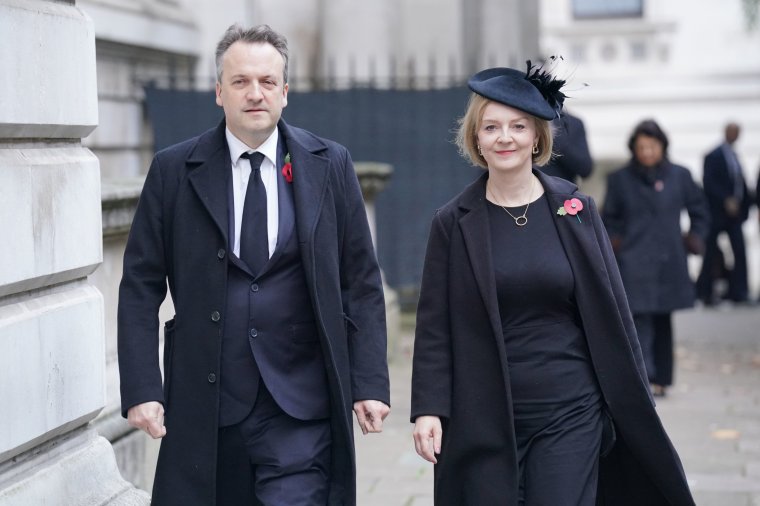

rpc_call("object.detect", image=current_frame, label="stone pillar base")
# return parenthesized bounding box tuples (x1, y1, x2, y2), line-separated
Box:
(0, 428, 149, 506)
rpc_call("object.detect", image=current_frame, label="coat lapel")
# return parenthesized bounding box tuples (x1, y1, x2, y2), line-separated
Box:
(539, 171, 644, 393)
(187, 122, 232, 244)
(278, 120, 330, 249)
(458, 174, 506, 346)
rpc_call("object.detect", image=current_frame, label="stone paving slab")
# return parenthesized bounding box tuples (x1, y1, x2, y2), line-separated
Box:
(356, 305, 760, 505)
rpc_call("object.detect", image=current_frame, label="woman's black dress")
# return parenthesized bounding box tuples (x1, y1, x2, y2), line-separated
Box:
(487, 194, 604, 506)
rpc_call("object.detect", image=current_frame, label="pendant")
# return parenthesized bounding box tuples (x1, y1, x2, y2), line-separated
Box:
(654, 180, 664, 192)
(514, 216, 528, 226)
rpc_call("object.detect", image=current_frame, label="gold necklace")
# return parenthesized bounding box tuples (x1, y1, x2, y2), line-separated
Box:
(488, 176, 535, 227)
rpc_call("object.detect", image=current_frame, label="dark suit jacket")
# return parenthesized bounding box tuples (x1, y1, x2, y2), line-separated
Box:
(539, 112, 593, 184)
(117, 119, 389, 505)
(703, 143, 750, 224)
(411, 171, 695, 505)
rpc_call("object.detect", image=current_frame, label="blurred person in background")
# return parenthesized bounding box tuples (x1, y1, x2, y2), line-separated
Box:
(602, 119, 709, 398)
(697, 122, 751, 305)
(411, 64, 695, 506)
(539, 110, 594, 184)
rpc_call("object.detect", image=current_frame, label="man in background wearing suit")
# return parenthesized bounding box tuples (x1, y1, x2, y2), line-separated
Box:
(697, 122, 751, 305)
(538, 110, 594, 184)
(117, 24, 390, 506)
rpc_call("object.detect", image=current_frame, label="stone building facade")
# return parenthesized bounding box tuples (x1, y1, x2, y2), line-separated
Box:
(0, 0, 147, 503)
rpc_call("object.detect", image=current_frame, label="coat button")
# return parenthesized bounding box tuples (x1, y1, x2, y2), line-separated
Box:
(211, 311, 221, 322)
(217, 249, 226, 259)
(251, 283, 259, 292)
(207, 373, 216, 383)
(249, 328, 258, 338)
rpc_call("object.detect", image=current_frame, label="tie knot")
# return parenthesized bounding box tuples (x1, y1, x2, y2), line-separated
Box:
(241, 151, 265, 171)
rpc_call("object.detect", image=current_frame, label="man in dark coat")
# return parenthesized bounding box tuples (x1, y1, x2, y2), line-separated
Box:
(538, 110, 594, 184)
(117, 24, 390, 505)
(411, 171, 695, 505)
(697, 122, 751, 304)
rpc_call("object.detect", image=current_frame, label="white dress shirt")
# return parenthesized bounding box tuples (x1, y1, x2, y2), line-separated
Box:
(225, 127, 280, 259)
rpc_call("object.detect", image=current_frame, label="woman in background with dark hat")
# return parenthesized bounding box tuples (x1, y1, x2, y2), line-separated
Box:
(602, 119, 708, 398)
(410, 62, 695, 505)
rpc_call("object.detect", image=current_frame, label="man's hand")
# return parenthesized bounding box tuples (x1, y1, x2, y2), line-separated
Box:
(127, 401, 166, 439)
(413, 415, 442, 464)
(353, 400, 390, 435)
(725, 196, 740, 218)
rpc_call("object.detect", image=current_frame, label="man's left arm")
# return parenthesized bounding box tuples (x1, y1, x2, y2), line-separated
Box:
(337, 147, 391, 432)
(682, 168, 710, 251)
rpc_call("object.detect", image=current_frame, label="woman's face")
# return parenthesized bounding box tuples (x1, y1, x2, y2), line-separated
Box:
(477, 102, 538, 175)
(633, 134, 664, 168)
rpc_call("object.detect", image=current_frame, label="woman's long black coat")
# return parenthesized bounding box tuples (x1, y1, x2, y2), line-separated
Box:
(602, 161, 709, 313)
(411, 171, 695, 506)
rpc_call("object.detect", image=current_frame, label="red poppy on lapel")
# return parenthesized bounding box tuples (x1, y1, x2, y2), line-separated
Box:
(557, 197, 584, 223)
(281, 153, 293, 183)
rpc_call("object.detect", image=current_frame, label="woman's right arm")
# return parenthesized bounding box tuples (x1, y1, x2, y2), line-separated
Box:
(410, 211, 454, 461)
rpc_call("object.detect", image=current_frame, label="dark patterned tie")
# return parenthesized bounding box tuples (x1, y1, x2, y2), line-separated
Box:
(727, 148, 744, 198)
(239, 152, 268, 275)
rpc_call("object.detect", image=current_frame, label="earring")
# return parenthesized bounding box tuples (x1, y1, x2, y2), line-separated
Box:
(532, 144, 539, 155)
(477, 144, 483, 156)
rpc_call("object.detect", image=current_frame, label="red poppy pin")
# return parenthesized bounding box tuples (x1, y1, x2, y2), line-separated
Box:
(557, 198, 584, 223)
(281, 153, 293, 183)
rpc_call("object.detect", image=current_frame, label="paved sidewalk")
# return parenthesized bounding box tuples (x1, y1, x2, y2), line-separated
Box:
(355, 305, 760, 505)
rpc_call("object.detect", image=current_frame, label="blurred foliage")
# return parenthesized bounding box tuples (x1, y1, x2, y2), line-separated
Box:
(744, 0, 759, 30)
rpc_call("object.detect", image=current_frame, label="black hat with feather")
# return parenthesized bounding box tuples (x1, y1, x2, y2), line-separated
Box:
(467, 60, 566, 120)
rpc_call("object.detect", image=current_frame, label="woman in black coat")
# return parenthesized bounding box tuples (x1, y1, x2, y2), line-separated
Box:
(603, 120, 709, 397)
(411, 64, 696, 505)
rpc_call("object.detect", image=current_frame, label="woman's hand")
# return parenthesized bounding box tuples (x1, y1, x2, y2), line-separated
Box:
(413, 415, 442, 464)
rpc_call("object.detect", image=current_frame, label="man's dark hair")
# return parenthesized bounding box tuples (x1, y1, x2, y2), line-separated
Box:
(215, 24, 289, 84)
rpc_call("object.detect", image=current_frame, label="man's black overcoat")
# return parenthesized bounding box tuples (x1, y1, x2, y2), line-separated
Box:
(118, 120, 389, 505)
(411, 171, 695, 505)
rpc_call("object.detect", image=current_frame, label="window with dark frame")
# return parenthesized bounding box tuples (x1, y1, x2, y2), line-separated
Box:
(572, 0, 643, 19)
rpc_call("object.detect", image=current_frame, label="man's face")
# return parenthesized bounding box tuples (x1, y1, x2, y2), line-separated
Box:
(725, 124, 740, 145)
(216, 41, 288, 148)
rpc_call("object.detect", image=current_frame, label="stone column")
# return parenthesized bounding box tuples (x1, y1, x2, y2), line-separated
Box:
(0, 0, 147, 503)
(355, 162, 401, 359)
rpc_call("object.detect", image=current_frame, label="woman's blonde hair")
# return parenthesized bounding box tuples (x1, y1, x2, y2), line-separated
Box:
(455, 93, 554, 168)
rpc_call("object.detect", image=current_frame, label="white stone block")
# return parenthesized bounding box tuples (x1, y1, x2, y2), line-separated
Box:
(84, 100, 143, 150)
(0, 147, 102, 298)
(0, 0, 97, 138)
(0, 429, 149, 506)
(111, 428, 160, 493)
(0, 285, 106, 462)
(78, 0, 200, 56)
(94, 148, 149, 180)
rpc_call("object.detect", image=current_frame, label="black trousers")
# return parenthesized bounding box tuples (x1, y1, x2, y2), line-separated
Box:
(697, 220, 748, 302)
(633, 312, 674, 386)
(216, 382, 332, 506)
(516, 401, 604, 506)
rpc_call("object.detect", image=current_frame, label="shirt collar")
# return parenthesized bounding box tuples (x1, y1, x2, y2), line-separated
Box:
(225, 127, 280, 167)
